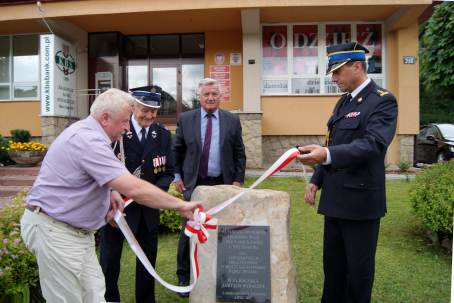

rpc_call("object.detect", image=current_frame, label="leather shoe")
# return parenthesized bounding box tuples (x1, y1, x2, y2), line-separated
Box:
(177, 281, 190, 298)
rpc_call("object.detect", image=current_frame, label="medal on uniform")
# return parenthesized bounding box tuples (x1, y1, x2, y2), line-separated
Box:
(153, 158, 159, 174)
(157, 156, 162, 172)
(151, 130, 157, 139)
(161, 156, 166, 172)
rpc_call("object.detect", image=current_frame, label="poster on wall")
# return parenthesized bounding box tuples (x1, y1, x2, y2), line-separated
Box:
(357, 24, 382, 74)
(325, 24, 351, 47)
(293, 25, 318, 75)
(40, 34, 77, 117)
(262, 25, 288, 76)
(209, 65, 230, 102)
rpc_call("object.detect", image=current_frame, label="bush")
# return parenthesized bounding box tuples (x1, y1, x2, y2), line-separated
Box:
(10, 129, 31, 143)
(159, 183, 184, 233)
(409, 160, 454, 239)
(0, 135, 10, 163)
(0, 194, 39, 296)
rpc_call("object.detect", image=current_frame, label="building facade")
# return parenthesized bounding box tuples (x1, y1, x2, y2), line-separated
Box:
(0, 0, 430, 168)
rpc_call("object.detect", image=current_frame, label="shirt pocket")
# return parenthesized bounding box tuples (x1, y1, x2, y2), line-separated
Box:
(337, 117, 360, 130)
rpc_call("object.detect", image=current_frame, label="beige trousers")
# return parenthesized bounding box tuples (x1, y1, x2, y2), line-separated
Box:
(20, 209, 106, 303)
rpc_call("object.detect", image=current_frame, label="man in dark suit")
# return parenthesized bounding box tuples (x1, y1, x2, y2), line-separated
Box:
(298, 43, 398, 303)
(99, 86, 174, 303)
(173, 78, 246, 296)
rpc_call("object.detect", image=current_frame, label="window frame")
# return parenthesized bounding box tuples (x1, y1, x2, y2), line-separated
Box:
(0, 33, 40, 102)
(261, 21, 386, 96)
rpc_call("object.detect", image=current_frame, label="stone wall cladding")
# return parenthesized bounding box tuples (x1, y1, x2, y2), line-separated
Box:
(41, 117, 79, 146)
(262, 135, 324, 169)
(238, 113, 263, 169)
(399, 134, 415, 164)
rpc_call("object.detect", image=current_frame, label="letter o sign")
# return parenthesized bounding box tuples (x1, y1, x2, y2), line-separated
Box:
(270, 33, 286, 50)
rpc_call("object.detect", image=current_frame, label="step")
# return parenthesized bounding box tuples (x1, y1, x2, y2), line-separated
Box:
(0, 175, 36, 186)
(0, 186, 31, 197)
(0, 166, 40, 176)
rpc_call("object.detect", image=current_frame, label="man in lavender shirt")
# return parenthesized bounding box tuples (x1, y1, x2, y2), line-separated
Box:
(20, 88, 202, 303)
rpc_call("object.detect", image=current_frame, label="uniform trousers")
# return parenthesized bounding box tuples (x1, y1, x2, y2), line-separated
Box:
(100, 215, 158, 303)
(321, 216, 380, 303)
(176, 175, 224, 283)
(20, 209, 104, 303)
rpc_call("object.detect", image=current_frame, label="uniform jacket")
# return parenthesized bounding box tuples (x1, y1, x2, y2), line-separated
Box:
(311, 80, 398, 220)
(173, 108, 246, 200)
(115, 121, 174, 232)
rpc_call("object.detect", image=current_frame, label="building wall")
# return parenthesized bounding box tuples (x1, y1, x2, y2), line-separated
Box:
(262, 96, 338, 135)
(0, 101, 42, 136)
(204, 31, 243, 111)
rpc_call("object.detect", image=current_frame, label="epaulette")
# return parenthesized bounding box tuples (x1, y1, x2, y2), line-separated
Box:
(376, 89, 389, 97)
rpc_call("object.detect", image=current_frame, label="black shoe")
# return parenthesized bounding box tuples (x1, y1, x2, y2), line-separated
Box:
(177, 281, 190, 298)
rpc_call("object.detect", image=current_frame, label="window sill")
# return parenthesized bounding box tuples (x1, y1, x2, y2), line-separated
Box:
(0, 99, 40, 102)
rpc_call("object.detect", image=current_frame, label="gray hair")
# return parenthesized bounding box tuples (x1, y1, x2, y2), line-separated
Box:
(197, 78, 221, 95)
(90, 88, 135, 118)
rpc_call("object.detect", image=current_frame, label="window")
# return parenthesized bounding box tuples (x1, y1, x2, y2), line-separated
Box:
(0, 34, 39, 100)
(120, 33, 204, 122)
(262, 23, 385, 95)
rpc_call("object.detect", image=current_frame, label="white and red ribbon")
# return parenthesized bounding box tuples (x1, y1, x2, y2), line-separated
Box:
(114, 147, 305, 293)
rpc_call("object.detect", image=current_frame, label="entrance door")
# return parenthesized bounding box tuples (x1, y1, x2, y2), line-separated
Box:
(151, 66, 178, 118)
(126, 60, 204, 125)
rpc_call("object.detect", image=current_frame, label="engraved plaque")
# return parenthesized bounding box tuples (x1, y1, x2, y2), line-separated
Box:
(216, 225, 271, 303)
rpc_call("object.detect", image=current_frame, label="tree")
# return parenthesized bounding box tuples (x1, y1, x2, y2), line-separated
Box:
(419, 2, 454, 124)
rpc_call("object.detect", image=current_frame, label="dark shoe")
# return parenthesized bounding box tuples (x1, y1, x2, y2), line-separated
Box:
(177, 281, 190, 298)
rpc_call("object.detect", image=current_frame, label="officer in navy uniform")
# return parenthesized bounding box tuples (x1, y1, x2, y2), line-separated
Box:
(297, 42, 398, 303)
(99, 86, 174, 303)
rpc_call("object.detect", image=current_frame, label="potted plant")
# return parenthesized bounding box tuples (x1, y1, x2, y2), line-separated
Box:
(0, 195, 39, 303)
(6, 141, 47, 167)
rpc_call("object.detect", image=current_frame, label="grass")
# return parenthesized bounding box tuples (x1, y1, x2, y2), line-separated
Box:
(116, 178, 451, 302)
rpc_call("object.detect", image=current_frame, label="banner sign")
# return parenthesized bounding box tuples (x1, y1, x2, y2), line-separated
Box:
(357, 24, 382, 74)
(262, 25, 288, 76)
(209, 65, 231, 102)
(40, 34, 77, 117)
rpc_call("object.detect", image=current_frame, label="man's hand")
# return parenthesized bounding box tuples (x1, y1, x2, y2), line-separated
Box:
(232, 181, 241, 187)
(297, 145, 327, 166)
(174, 180, 186, 193)
(106, 190, 125, 228)
(304, 183, 319, 207)
(177, 201, 204, 220)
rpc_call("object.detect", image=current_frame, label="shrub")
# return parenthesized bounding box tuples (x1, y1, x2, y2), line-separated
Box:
(159, 183, 184, 233)
(0, 135, 10, 163)
(397, 161, 411, 173)
(409, 160, 454, 239)
(10, 130, 31, 143)
(0, 194, 38, 296)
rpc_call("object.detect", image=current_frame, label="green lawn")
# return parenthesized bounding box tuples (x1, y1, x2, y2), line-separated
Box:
(116, 178, 451, 302)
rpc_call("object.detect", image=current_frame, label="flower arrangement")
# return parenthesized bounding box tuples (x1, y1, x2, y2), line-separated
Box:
(0, 194, 38, 297)
(5, 141, 47, 152)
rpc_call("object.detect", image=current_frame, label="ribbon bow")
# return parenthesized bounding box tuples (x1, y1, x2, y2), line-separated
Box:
(185, 207, 217, 244)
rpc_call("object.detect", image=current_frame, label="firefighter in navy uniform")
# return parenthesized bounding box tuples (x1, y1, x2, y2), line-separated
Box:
(99, 86, 174, 303)
(297, 43, 398, 303)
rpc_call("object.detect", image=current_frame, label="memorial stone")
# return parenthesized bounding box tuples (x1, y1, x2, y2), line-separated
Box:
(189, 185, 297, 303)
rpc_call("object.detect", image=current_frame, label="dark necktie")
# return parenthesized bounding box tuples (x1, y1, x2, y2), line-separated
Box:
(140, 128, 147, 147)
(199, 113, 213, 179)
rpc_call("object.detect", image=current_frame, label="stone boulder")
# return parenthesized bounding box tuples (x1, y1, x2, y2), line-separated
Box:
(189, 185, 297, 303)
